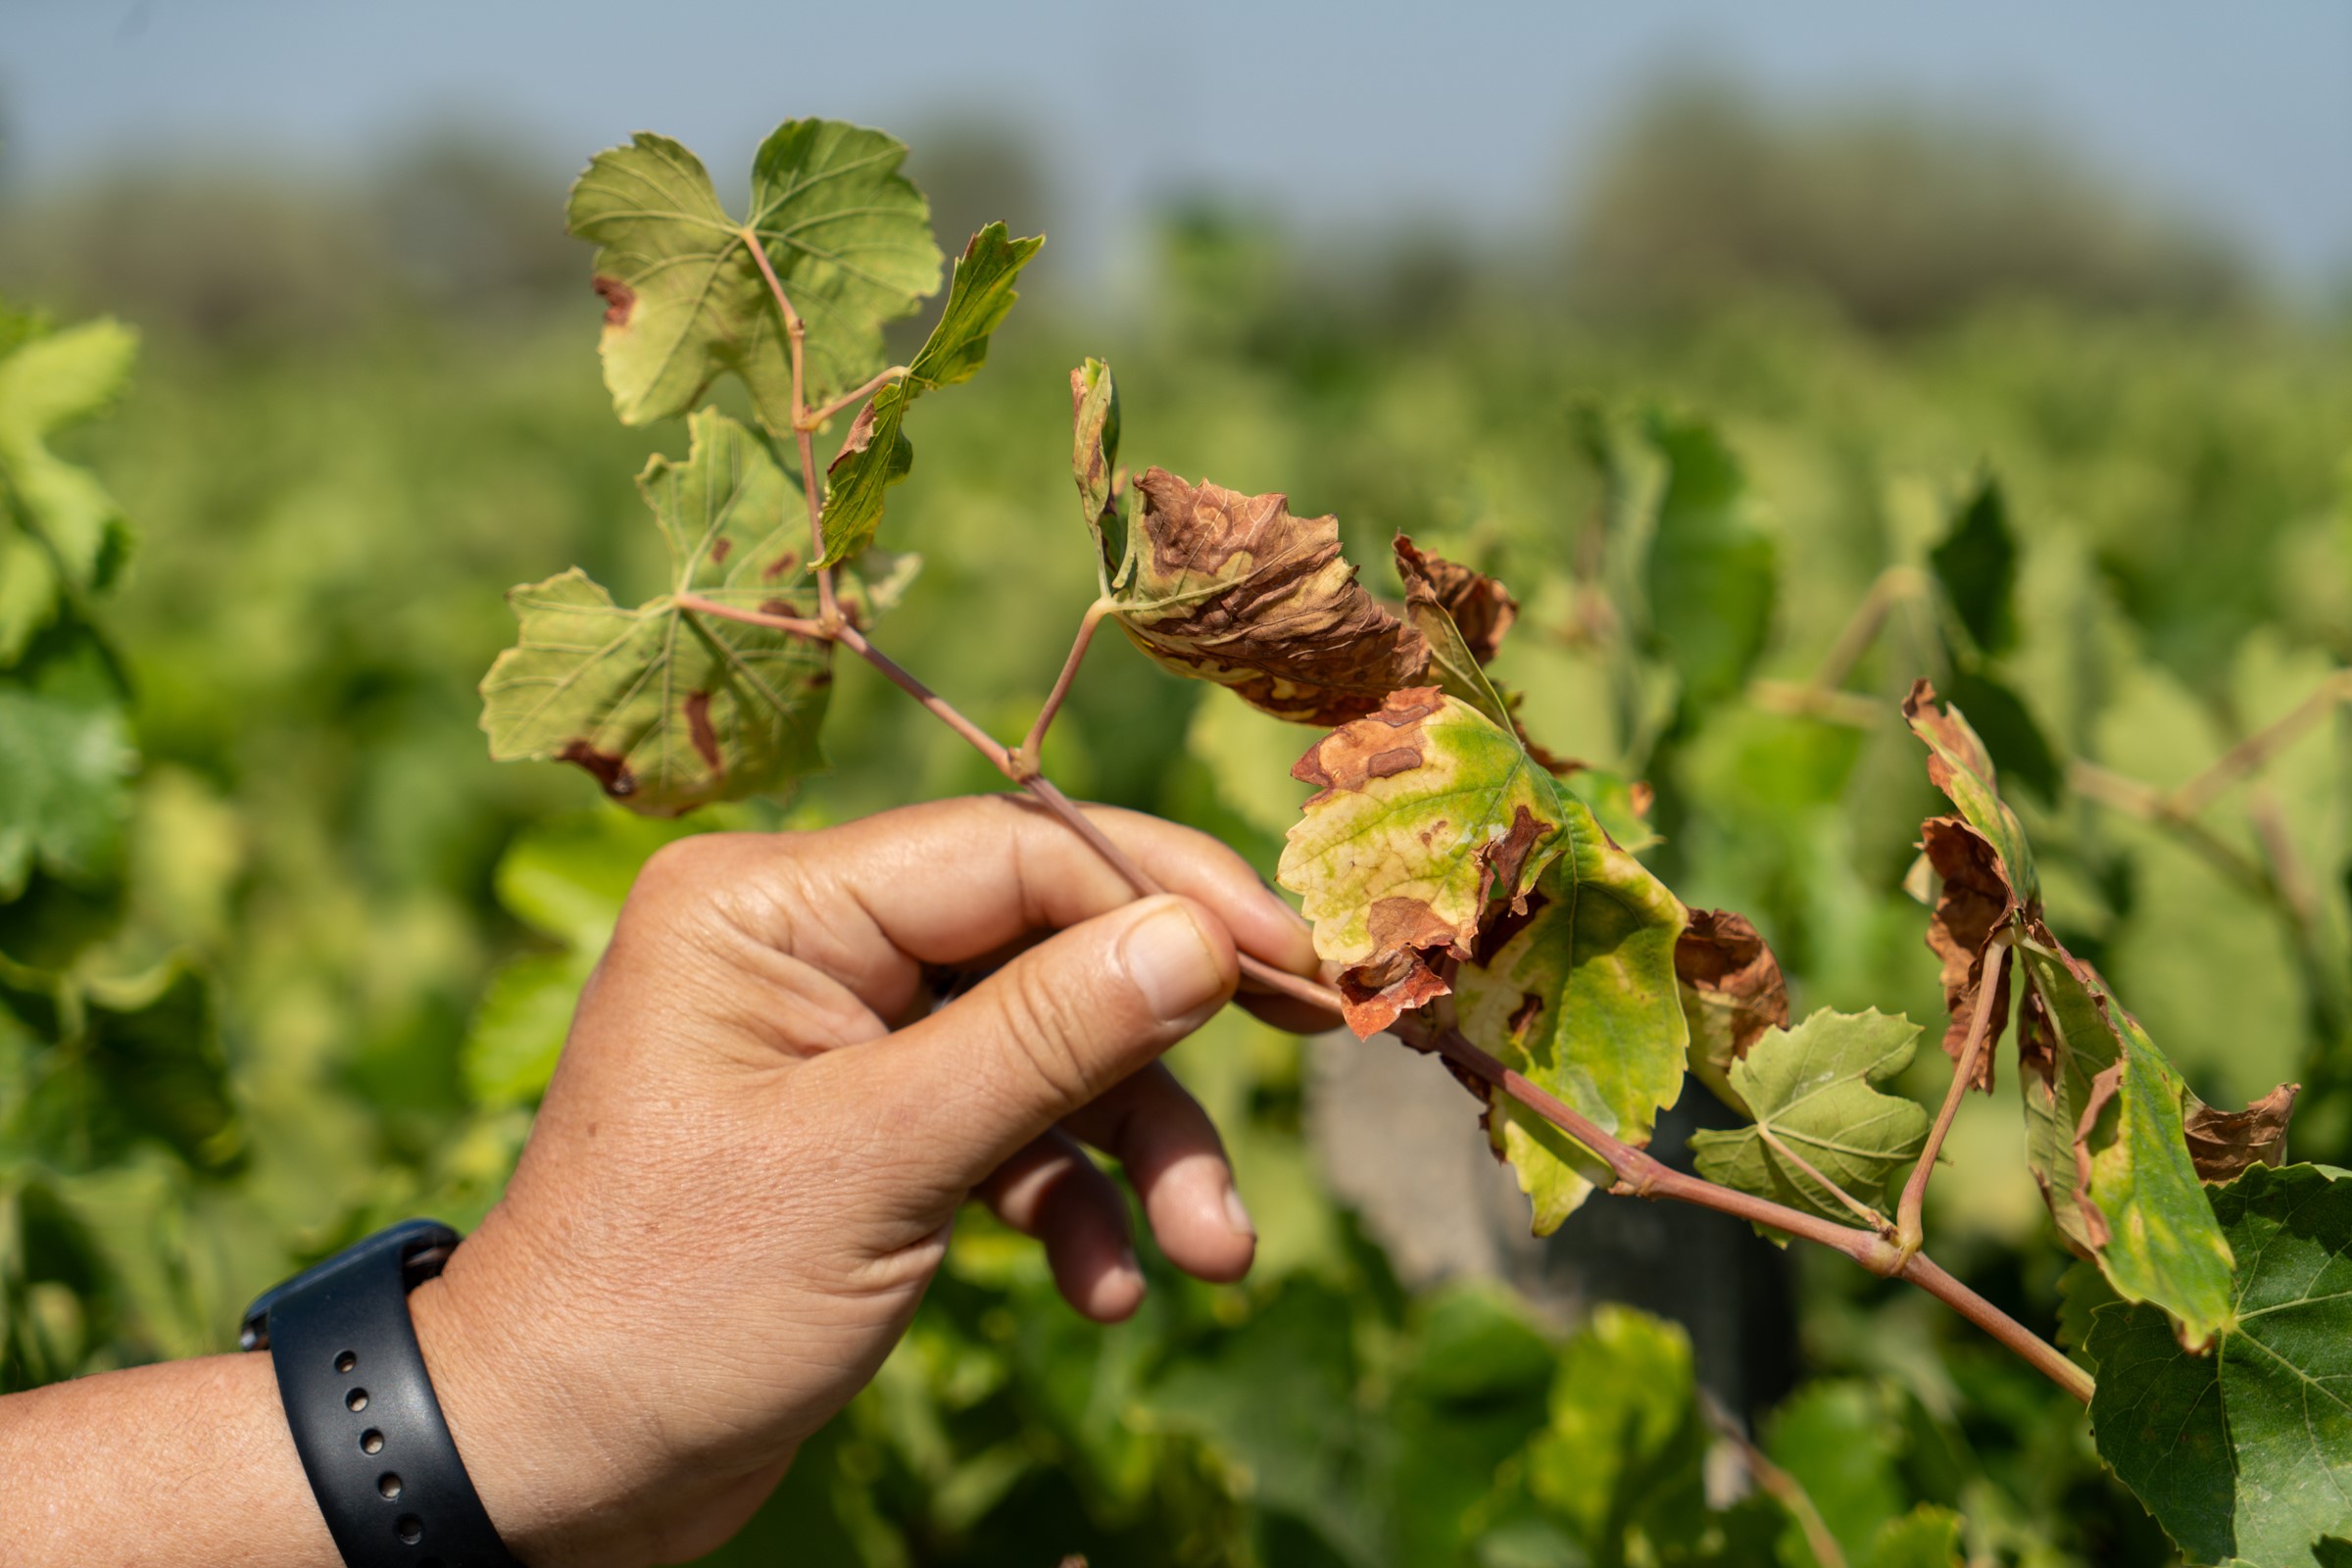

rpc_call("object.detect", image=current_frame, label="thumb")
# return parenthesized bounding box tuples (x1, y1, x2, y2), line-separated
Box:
(853, 894, 1238, 1191)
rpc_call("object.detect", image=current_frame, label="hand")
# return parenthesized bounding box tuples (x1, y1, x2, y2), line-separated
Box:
(407, 796, 1322, 1567)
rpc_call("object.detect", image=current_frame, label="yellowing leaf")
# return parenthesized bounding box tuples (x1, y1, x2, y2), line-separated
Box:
(1278, 688, 1567, 1035)
(1454, 816, 1688, 1233)
(480, 410, 832, 814)
(1114, 469, 1428, 725)
(566, 122, 941, 432)
(2016, 936, 2235, 1348)
(1688, 1008, 1930, 1235)
(818, 223, 1043, 564)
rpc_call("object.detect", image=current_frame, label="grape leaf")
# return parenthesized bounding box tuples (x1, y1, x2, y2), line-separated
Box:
(566, 122, 941, 432)
(1930, 475, 2017, 659)
(1279, 688, 1566, 1036)
(2088, 1163, 2352, 1568)
(1113, 468, 1428, 724)
(1643, 414, 1776, 710)
(480, 410, 832, 814)
(1675, 906, 1789, 1114)
(1393, 535, 1514, 730)
(0, 317, 138, 606)
(0, 626, 136, 898)
(2016, 936, 2235, 1348)
(1688, 1008, 1930, 1234)
(1521, 1306, 1709, 1561)
(818, 223, 1043, 565)
(1453, 816, 1688, 1232)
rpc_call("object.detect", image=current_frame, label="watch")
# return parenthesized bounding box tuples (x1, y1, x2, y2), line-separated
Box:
(241, 1220, 523, 1568)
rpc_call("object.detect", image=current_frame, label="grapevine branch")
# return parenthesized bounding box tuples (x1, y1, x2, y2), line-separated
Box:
(1896, 939, 2011, 1253)
(728, 252, 2091, 1406)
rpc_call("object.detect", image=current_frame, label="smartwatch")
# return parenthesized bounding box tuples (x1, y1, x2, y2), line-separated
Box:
(241, 1220, 523, 1568)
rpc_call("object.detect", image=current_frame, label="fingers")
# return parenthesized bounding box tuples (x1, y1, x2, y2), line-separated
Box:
(643, 797, 1318, 1025)
(972, 1131, 1145, 1322)
(1060, 1064, 1254, 1285)
(843, 894, 1238, 1197)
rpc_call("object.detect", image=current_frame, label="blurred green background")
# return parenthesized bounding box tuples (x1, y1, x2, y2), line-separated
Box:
(3, 7, 2349, 1563)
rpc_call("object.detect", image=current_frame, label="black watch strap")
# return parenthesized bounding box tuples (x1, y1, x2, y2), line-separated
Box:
(241, 1220, 524, 1568)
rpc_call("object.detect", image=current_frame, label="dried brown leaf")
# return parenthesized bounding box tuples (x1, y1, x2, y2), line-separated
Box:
(1113, 468, 1429, 724)
(1393, 535, 1517, 664)
(2181, 1081, 2300, 1182)
(1919, 815, 2018, 1090)
(1676, 907, 1790, 1112)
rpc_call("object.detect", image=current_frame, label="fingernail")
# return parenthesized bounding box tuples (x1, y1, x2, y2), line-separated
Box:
(1223, 1182, 1256, 1240)
(1123, 901, 1226, 1022)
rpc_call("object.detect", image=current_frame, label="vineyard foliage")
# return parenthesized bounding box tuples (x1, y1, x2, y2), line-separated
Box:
(2, 106, 2351, 1567)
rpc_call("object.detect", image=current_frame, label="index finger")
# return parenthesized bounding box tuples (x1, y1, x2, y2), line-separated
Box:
(637, 795, 1320, 1022)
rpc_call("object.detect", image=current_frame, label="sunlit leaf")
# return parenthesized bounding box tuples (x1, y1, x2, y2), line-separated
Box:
(1279, 688, 1566, 1036)
(1689, 1009, 1929, 1234)
(1454, 816, 1688, 1233)
(1521, 1306, 1709, 1560)
(0, 625, 136, 898)
(480, 410, 832, 814)
(2089, 1163, 2352, 1567)
(567, 122, 941, 431)
(0, 317, 139, 596)
(818, 223, 1043, 564)
(1113, 469, 1427, 725)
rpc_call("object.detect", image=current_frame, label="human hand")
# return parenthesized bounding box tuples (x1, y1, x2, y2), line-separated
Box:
(405, 796, 1323, 1567)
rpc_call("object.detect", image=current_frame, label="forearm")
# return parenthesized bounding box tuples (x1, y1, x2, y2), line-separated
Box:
(0, 1350, 336, 1568)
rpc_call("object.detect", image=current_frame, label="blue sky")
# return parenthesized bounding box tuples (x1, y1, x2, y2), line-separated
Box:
(6, 0, 2349, 286)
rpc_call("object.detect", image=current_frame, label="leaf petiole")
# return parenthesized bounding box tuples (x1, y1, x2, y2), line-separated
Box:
(1895, 938, 2011, 1254)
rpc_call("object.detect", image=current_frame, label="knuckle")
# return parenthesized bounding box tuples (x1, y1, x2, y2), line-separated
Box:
(998, 958, 1110, 1106)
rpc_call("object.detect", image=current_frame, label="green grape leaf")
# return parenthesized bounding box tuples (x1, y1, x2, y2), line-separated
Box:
(1761, 1380, 1909, 1568)
(1643, 413, 1776, 710)
(2056, 1258, 2121, 1370)
(1279, 688, 1567, 1036)
(1904, 679, 2038, 905)
(2088, 1163, 2352, 1568)
(1869, 1507, 1966, 1568)
(1393, 534, 1516, 730)
(0, 627, 137, 898)
(1688, 1009, 1930, 1235)
(818, 223, 1043, 565)
(1069, 358, 1123, 589)
(1930, 475, 2017, 658)
(1522, 1306, 1709, 1560)
(566, 122, 941, 431)
(1454, 816, 1689, 1233)
(1113, 468, 1428, 725)
(0, 317, 139, 596)
(1675, 906, 1790, 1115)
(480, 410, 832, 814)
(2017, 936, 2236, 1348)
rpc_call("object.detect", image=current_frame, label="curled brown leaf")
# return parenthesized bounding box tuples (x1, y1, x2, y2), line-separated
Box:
(1920, 815, 2018, 1089)
(1114, 468, 1429, 724)
(1677, 908, 1790, 1111)
(2181, 1081, 2299, 1182)
(1393, 535, 1517, 664)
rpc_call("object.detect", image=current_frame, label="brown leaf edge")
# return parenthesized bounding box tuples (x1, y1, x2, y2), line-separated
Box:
(1903, 676, 2001, 806)
(1121, 468, 1429, 725)
(1919, 816, 2018, 1090)
(1292, 686, 1549, 1037)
